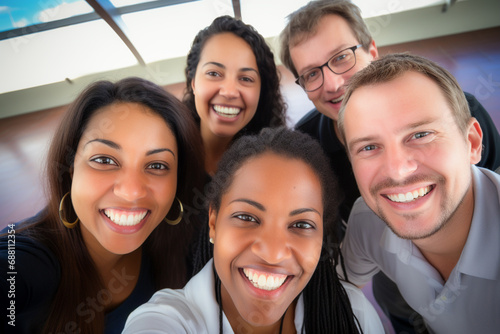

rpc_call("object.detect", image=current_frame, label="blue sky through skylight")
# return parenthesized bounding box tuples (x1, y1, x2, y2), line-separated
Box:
(0, 0, 92, 33)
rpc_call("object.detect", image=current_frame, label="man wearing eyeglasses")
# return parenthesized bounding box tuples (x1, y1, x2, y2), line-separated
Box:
(279, 1, 500, 333)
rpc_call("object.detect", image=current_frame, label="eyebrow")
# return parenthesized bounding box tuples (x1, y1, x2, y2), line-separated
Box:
(230, 198, 320, 217)
(84, 139, 176, 158)
(230, 198, 265, 211)
(202, 61, 259, 75)
(290, 207, 321, 217)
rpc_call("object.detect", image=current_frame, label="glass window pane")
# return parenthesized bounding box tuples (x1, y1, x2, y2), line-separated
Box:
(122, 0, 234, 63)
(110, 0, 159, 8)
(240, 0, 310, 38)
(0, 0, 92, 33)
(0, 20, 136, 93)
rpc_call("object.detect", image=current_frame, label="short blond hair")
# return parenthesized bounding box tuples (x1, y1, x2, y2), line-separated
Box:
(338, 53, 471, 142)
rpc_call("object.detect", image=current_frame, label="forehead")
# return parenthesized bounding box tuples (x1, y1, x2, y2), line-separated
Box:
(290, 14, 359, 71)
(344, 72, 455, 140)
(82, 102, 176, 149)
(199, 32, 257, 65)
(223, 153, 323, 206)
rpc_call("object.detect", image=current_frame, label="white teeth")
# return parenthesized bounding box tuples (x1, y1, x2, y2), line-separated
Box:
(330, 94, 344, 104)
(213, 105, 241, 118)
(104, 209, 147, 226)
(243, 268, 287, 291)
(387, 186, 431, 203)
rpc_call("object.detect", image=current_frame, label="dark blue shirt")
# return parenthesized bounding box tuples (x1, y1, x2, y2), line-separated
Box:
(1, 223, 155, 334)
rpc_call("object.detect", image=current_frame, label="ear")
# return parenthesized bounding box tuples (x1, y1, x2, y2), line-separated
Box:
(190, 76, 196, 95)
(467, 117, 483, 165)
(368, 39, 378, 60)
(208, 205, 217, 242)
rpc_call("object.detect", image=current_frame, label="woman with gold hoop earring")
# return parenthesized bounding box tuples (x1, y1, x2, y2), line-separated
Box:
(58, 192, 79, 228)
(0, 77, 205, 334)
(164, 197, 184, 226)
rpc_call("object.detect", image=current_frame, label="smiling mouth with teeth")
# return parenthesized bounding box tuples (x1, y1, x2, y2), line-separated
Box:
(103, 209, 148, 226)
(242, 268, 289, 291)
(329, 94, 344, 104)
(386, 185, 433, 203)
(213, 105, 241, 118)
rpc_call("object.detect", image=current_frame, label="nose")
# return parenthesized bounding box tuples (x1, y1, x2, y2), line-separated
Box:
(384, 145, 418, 180)
(113, 169, 148, 202)
(321, 67, 345, 93)
(251, 225, 292, 264)
(219, 78, 239, 99)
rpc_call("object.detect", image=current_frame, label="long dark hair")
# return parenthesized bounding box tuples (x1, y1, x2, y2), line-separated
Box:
(195, 127, 361, 333)
(183, 15, 287, 138)
(16, 77, 204, 333)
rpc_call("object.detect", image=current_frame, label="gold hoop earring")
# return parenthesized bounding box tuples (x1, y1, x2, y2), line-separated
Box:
(164, 197, 184, 225)
(59, 192, 79, 228)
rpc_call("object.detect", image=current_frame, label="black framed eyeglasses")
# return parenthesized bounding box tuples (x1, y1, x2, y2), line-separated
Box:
(295, 44, 362, 92)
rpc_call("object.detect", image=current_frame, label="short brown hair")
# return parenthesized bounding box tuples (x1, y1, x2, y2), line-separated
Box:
(280, 0, 373, 77)
(338, 53, 471, 142)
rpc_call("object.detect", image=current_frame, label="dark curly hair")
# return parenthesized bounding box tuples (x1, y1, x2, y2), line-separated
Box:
(183, 15, 287, 137)
(193, 127, 361, 334)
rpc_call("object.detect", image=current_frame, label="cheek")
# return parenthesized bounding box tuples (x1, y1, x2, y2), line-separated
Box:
(245, 86, 262, 110)
(193, 80, 211, 110)
(352, 162, 373, 192)
(153, 176, 178, 210)
(297, 236, 323, 275)
(306, 90, 321, 103)
(71, 166, 109, 210)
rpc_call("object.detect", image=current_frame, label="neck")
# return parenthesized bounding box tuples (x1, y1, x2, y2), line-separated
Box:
(80, 226, 142, 309)
(200, 124, 233, 175)
(413, 184, 475, 281)
(220, 282, 297, 334)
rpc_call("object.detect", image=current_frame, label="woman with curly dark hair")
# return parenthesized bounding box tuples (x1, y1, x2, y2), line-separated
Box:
(183, 15, 287, 176)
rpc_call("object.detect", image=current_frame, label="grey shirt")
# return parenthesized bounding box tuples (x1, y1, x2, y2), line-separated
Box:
(342, 166, 500, 334)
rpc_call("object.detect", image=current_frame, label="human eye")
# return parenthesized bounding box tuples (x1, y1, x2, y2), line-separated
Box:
(240, 75, 256, 83)
(145, 161, 171, 176)
(206, 70, 222, 78)
(408, 131, 436, 145)
(234, 213, 258, 223)
(291, 221, 315, 230)
(303, 69, 321, 83)
(361, 144, 377, 152)
(412, 132, 431, 140)
(90, 156, 117, 166)
(148, 162, 167, 170)
(330, 50, 353, 69)
(334, 53, 348, 63)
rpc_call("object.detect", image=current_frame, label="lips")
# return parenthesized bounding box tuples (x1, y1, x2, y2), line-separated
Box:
(329, 93, 344, 104)
(242, 268, 289, 291)
(103, 209, 148, 226)
(213, 105, 242, 118)
(385, 185, 433, 203)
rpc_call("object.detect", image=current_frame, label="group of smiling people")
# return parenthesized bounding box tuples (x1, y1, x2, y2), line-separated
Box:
(2, 1, 500, 334)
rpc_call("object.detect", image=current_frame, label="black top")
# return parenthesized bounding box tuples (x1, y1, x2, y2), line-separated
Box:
(0, 223, 155, 334)
(295, 91, 500, 225)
